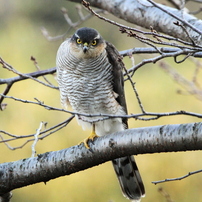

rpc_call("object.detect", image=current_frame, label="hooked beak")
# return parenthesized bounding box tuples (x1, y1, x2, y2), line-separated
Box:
(83, 42, 89, 53)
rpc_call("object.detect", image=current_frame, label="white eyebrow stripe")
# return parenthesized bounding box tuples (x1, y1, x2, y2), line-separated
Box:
(74, 33, 79, 38)
(94, 34, 100, 39)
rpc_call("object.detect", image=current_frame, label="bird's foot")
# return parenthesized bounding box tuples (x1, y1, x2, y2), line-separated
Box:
(80, 130, 98, 149)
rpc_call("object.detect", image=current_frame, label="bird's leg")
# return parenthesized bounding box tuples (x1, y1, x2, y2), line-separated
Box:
(83, 123, 98, 149)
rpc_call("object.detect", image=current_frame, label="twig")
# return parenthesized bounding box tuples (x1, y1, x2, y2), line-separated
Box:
(127, 49, 196, 77)
(1, 90, 202, 149)
(119, 27, 202, 52)
(31, 122, 44, 157)
(61, 7, 78, 27)
(152, 169, 202, 184)
(119, 47, 202, 57)
(123, 65, 146, 113)
(2, 94, 202, 120)
(0, 83, 13, 110)
(0, 135, 15, 150)
(0, 61, 57, 108)
(0, 58, 57, 89)
(41, 27, 67, 41)
(174, 52, 193, 63)
(0, 57, 57, 109)
(30, 56, 54, 85)
(174, 21, 196, 45)
(0, 117, 74, 150)
(41, 5, 105, 41)
(0, 67, 56, 86)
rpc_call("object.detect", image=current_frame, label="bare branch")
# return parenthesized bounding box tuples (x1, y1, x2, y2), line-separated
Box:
(0, 59, 57, 109)
(123, 65, 146, 113)
(1, 122, 202, 195)
(0, 117, 74, 150)
(41, 6, 105, 41)
(31, 122, 44, 157)
(152, 169, 202, 184)
(127, 49, 190, 76)
(79, 0, 202, 81)
(2, 94, 202, 120)
(0, 67, 56, 86)
(159, 61, 202, 101)
(30, 56, 54, 86)
(0, 58, 57, 89)
(120, 47, 202, 57)
(78, 0, 202, 44)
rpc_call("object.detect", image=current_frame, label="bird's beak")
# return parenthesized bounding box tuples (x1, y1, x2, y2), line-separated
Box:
(83, 42, 89, 53)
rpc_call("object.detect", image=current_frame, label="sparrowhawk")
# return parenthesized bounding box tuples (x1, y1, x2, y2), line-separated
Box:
(56, 27, 145, 201)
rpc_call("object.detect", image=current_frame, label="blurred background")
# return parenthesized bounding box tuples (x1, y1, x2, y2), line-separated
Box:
(1, 0, 202, 201)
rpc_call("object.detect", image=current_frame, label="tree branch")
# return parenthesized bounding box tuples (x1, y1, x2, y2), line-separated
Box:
(152, 169, 202, 184)
(70, 0, 202, 45)
(120, 47, 202, 57)
(1, 122, 202, 196)
(41, 6, 105, 41)
(147, 0, 202, 37)
(0, 67, 56, 86)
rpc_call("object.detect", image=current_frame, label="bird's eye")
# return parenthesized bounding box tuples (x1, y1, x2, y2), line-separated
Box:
(76, 38, 82, 44)
(91, 40, 97, 46)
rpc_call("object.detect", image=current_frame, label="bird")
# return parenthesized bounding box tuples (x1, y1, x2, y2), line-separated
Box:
(56, 27, 145, 201)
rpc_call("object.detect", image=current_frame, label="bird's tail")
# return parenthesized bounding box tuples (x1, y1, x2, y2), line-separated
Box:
(112, 156, 145, 201)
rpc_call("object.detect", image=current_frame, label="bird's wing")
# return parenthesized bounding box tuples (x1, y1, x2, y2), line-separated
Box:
(56, 39, 71, 108)
(105, 41, 128, 128)
(106, 42, 145, 200)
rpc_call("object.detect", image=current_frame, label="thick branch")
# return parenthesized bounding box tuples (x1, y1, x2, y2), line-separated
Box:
(69, 0, 202, 44)
(1, 122, 202, 195)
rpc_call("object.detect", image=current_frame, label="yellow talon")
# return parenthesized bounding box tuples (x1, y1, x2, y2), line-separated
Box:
(79, 124, 98, 149)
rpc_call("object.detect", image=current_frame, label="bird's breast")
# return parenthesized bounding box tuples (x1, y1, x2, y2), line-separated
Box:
(56, 42, 126, 134)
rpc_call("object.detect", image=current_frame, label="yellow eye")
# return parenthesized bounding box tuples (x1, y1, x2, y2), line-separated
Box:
(76, 38, 82, 44)
(91, 40, 97, 46)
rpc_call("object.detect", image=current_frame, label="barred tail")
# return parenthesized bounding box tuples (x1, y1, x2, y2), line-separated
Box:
(112, 156, 145, 201)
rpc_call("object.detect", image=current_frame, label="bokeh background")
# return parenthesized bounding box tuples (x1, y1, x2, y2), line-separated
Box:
(1, 0, 202, 201)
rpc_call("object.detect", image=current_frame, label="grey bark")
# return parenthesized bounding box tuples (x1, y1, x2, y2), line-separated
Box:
(1, 122, 202, 197)
(68, 0, 202, 45)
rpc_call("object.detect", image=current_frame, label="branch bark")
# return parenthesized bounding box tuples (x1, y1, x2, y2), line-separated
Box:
(68, 0, 202, 44)
(0, 67, 56, 85)
(1, 122, 202, 196)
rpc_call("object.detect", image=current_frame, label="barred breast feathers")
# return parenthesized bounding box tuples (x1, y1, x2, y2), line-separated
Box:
(56, 39, 126, 135)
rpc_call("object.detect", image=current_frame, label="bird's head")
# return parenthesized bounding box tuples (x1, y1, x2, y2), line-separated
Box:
(70, 27, 106, 58)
